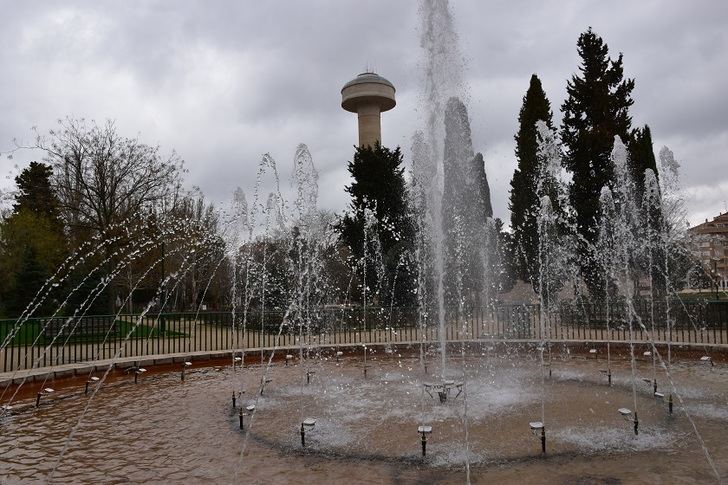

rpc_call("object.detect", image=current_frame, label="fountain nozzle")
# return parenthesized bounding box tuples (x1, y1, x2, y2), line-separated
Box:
(618, 408, 638, 435)
(127, 366, 146, 384)
(85, 376, 100, 395)
(418, 425, 432, 457)
(601, 368, 612, 385)
(35, 388, 54, 407)
(259, 377, 273, 395)
(529, 421, 546, 453)
(181, 361, 192, 381)
(301, 418, 316, 447)
(239, 404, 255, 429)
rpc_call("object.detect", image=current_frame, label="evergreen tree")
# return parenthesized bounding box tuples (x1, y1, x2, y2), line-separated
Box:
(0, 162, 66, 317)
(13, 161, 61, 226)
(629, 128, 664, 294)
(561, 27, 635, 293)
(337, 143, 415, 306)
(489, 218, 516, 295)
(509, 74, 554, 287)
(441, 97, 494, 308)
(627, 124, 658, 195)
(4, 246, 49, 315)
(469, 153, 492, 220)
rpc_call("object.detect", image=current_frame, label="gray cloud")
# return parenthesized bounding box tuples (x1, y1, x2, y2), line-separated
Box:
(1, 0, 726, 227)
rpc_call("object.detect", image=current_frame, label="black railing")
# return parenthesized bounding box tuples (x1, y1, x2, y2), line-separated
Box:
(1, 301, 726, 373)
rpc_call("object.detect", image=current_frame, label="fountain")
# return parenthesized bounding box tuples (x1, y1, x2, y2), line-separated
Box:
(0, 1, 726, 484)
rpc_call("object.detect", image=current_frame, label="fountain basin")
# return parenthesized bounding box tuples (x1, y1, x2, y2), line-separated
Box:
(1, 345, 726, 483)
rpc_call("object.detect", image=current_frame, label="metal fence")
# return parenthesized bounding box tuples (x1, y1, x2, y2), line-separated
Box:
(1, 301, 727, 372)
(556, 299, 728, 343)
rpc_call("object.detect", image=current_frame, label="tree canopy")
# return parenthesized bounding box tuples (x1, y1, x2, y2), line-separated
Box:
(560, 27, 635, 293)
(0, 162, 66, 316)
(35, 118, 185, 239)
(337, 143, 415, 306)
(509, 74, 554, 287)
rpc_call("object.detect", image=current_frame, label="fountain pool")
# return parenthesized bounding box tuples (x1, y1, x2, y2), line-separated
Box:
(2, 345, 726, 483)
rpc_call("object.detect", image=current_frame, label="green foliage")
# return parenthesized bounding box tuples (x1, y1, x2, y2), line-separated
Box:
(13, 162, 61, 225)
(337, 143, 415, 306)
(5, 246, 48, 316)
(628, 125, 658, 195)
(0, 162, 67, 317)
(560, 27, 635, 294)
(490, 218, 516, 294)
(341, 143, 411, 225)
(0, 318, 186, 346)
(509, 74, 554, 286)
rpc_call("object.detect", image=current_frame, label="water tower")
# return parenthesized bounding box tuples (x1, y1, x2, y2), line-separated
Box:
(341, 72, 396, 147)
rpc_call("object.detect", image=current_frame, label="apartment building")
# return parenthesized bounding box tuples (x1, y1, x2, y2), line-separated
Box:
(688, 212, 728, 291)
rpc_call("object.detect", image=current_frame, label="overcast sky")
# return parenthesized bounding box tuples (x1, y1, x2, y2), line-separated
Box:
(1, 0, 726, 227)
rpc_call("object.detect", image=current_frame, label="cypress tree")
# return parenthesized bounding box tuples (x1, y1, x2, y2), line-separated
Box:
(627, 124, 658, 195)
(561, 27, 635, 293)
(441, 97, 493, 307)
(630, 126, 665, 293)
(509, 74, 554, 287)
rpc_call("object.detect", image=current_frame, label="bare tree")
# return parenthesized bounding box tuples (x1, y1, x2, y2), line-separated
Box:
(168, 189, 221, 310)
(29, 117, 185, 238)
(10, 118, 187, 311)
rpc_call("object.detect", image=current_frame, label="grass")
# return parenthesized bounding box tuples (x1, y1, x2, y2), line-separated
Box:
(676, 291, 728, 302)
(0, 318, 187, 347)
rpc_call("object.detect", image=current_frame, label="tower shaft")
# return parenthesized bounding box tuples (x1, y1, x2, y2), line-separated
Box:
(356, 104, 382, 147)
